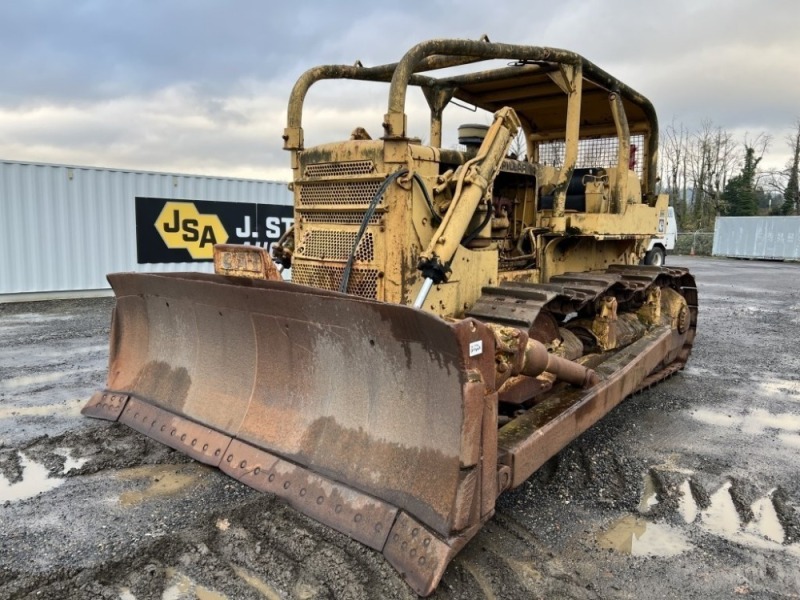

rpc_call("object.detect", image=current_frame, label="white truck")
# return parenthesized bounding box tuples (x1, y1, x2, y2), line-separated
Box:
(643, 206, 677, 265)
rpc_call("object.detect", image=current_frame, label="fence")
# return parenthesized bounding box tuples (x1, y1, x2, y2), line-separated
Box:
(674, 232, 714, 256)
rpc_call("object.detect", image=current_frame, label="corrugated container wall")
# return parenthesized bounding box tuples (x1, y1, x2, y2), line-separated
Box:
(713, 216, 800, 261)
(0, 160, 292, 297)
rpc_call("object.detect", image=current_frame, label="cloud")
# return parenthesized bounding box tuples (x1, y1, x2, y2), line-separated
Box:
(0, 0, 798, 177)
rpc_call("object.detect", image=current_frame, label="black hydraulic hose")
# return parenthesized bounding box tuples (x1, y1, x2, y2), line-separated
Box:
(412, 172, 441, 225)
(339, 169, 408, 294)
(461, 201, 493, 246)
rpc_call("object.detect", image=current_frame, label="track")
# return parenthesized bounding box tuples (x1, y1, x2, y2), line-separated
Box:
(469, 264, 698, 399)
(2, 258, 799, 599)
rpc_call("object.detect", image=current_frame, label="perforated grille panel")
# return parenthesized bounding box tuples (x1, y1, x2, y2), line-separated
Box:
(296, 231, 374, 262)
(299, 180, 384, 206)
(538, 134, 646, 178)
(292, 262, 379, 299)
(304, 161, 375, 178)
(300, 211, 382, 226)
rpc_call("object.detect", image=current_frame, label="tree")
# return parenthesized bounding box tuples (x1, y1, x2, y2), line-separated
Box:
(781, 120, 800, 215)
(509, 129, 527, 160)
(724, 146, 761, 216)
(686, 122, 740, 228)
(660, 121, 690, 227)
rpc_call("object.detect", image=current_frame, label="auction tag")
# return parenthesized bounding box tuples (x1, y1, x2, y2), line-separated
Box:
(469, 340, 483, 357)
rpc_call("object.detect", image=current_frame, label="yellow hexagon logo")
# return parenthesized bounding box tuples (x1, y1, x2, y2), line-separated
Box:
(155, 202, 229, 259)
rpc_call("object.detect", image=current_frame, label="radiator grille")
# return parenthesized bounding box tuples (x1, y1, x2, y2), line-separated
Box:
(292, 262, 379, 299)
(297, 231, 374, 262)
(304, 161, 375, 178)
(300, 211, 382, 226)
(299, 180, 383, 206)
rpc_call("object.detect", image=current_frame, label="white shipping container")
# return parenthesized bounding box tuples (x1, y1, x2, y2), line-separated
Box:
(0, 160, 292, 299)
(712, 216, 800, 260)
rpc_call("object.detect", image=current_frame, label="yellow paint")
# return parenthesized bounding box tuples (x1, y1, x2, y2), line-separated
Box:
(155, 201, 229, 260)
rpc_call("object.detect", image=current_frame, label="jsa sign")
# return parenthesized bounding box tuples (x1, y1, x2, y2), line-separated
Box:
(135, 197, 293, 264)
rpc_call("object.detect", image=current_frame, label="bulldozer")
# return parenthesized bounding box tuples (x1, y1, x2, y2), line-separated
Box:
(83, 39, 697, 596)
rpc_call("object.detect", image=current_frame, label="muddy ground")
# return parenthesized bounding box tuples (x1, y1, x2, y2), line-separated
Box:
(0, 255, 798, 600)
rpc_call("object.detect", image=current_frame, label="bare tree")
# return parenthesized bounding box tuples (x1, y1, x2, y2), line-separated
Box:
(781, 119, 800, 215)
(660, 121, 689, 225)
(509, 129, 527, 160)
(686, 121, 739, 229)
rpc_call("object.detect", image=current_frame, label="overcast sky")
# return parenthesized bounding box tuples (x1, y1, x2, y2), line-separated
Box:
(1, 0, 798, 181)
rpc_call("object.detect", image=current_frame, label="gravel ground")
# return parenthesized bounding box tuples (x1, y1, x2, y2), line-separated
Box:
(0, 256, 798, 600)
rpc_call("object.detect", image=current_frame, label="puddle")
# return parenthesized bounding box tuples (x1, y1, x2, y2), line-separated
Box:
(0, 371, 70, 391)
(233, 566, 282, 600)
(637, 473, 659, 513)
(162, 569, 228, 600)
(37, 344, 108, 358)
(698, 482, 798, 555)
(758, 378, 800, 398)
(0, 453, 64, 502)
(683, 366, 722, 378)
(747, 493, 784, 544)
(700, 482, 741, 537)
(690, 408, 738, 428)
(598, 515, 692, 557)
(778, 433, 800, 448)
(116, 464, 206, 507)
(690, 407, 800, 434)
(0, 398, 86, 419)
(54, 447, 89, 472)
(677, 480, 698, 523)
(627, 473, 798, 555)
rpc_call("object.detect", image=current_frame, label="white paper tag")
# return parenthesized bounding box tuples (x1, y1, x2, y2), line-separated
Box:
(468, 340, 483, 357)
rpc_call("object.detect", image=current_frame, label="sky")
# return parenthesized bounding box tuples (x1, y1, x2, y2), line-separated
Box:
(1, 0, 798, 182)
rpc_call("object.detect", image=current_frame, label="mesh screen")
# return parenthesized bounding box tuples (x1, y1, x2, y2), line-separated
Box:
(300, 211, 382, 226)
(292, 262, 379, 299)
(538, 134, 645, 178)
(297, 231, 374, 262)
(299, 180, 384, 206)
(304, 161, 375, 178)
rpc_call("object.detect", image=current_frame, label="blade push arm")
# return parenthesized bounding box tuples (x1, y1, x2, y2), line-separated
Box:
(414, 107, 520, 308)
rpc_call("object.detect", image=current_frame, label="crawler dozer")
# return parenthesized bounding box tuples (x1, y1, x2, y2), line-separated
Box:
(84, 39, 697, 596)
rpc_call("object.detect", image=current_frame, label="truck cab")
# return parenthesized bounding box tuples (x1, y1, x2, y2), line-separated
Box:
(644, 206, 677, 265)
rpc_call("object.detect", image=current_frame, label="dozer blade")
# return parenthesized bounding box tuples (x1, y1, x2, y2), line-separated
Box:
(83, 272, 499, 596)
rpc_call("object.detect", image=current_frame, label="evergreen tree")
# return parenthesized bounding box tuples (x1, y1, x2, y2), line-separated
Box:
(723, 147, 760, 216)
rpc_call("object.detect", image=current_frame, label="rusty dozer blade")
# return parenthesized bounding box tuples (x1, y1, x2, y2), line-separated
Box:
(84, 272, 500, 596)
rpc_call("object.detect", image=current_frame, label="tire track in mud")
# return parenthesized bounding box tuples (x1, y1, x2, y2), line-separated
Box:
(1, 424, 419, 600)
(3, 421, 800, 599)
